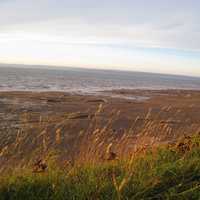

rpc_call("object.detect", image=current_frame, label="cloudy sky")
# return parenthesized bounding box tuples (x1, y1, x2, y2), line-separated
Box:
(1, 0, 200, 76)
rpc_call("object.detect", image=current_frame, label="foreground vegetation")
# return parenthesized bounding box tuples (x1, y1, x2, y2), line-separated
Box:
(0, 133, 199, 200)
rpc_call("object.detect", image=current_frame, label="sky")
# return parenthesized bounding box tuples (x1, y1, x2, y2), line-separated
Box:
(0, 0, 200, 76)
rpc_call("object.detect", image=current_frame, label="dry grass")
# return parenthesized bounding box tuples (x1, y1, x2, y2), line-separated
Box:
(0, 132, 199, 200)
(0, 103, 200, 171)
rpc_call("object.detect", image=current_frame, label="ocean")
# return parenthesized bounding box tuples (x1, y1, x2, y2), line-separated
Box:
(0, 65, 200, 94)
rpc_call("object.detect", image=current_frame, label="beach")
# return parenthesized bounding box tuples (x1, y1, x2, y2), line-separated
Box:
(0, 89, 200, 171)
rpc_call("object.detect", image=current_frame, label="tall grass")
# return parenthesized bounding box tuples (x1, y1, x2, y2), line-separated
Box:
(0, 103, 200, 199)
(1, 103, 199, 169)
(0, 133, 199, 200)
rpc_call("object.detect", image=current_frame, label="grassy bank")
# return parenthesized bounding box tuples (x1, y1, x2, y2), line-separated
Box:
(0, 133, 199, 200)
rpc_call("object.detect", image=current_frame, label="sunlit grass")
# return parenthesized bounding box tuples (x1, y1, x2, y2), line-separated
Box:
(0, 133, 199, 200)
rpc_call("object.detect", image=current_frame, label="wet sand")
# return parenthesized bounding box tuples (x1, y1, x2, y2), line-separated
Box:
(0, 90, 200, 171)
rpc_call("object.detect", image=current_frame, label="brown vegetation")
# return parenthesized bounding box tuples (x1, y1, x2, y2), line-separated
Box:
(0, 90, 200, 172)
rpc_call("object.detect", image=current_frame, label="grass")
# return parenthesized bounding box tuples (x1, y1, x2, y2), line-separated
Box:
(0, 133, 199, 200)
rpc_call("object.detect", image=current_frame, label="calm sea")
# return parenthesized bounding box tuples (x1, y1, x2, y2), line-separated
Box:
(0, 65, 200, 94)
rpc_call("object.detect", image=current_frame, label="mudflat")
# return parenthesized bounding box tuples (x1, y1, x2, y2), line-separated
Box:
(0, 90, 200, 171)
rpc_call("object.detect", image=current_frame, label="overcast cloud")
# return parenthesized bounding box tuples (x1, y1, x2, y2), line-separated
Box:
(0, 0, 200, 76)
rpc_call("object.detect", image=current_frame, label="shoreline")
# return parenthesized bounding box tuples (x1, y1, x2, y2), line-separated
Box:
(0, 88, 200, 100)
(0, 89, 200, 170)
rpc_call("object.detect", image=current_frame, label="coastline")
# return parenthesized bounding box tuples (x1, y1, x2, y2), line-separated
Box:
(0, 89, 200, 171)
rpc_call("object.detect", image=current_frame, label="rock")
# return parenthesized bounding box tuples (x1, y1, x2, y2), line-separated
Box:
(46, 98, 62, 103)
(68, 112, 89, 120)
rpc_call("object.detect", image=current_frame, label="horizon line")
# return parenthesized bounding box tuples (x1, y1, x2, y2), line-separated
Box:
(0, 62, 200, 79)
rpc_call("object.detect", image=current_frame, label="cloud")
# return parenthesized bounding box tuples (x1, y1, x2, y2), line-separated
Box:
(0, 0, 200, 76)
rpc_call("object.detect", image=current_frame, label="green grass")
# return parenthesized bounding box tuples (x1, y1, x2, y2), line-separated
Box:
(0, 134, 199, 200)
